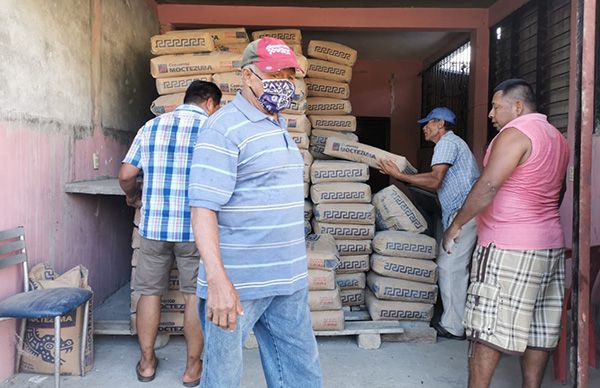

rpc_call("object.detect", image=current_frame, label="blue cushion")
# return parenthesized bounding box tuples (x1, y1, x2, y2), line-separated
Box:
(0, 288, 92, 319)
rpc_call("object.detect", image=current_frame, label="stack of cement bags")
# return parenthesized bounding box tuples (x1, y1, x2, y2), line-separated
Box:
(365, 185, 438, 322)
(305, 234, 345, 331)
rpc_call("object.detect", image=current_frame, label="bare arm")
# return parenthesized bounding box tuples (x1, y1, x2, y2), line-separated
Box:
(118, 163, 141, 207)
(378, 160, 449, 192)
(191, 207, 243, 331)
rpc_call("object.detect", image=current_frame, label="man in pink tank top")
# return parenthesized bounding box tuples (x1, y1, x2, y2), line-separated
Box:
(443, 79, 569, 388)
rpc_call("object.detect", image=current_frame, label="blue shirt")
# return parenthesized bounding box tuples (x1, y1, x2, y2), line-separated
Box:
(431, 131, 480, 229)
(188, 93, 308, 301)
(123, 104, 208, 242)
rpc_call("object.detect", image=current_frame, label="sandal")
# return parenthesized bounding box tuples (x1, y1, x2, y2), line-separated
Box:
(136, 358, 159, 382)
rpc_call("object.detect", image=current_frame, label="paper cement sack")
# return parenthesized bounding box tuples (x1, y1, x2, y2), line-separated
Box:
(220, 94, 235, 107)
(291, 132, 309, 149)
(151, 31, 215, 55)
(367, 272, 438, 304)
(311, 310, 344, 331)
(310, 160, 369, 184)
(169, 28, 249, 45)
(373, 185, 428, 233)
(310, 182, 371, 204)
(372, 231, 437, 259)
(150, 52, 242, 78)
(283, 98, 308, 115)
(293, 78, 308, 101)
(251, 29, 302, 44)
(370, 254, 438, 284)
(304, 220, 312, 236)
(305, 78, 350, 99)
(310, 129, 358, 159)
(307, 97, 352, 115)
(130, 290, 185, 313)
(131, 311, 184, 335)
(212, 71, 242, 95)
(336, 272, 366, 290)
(304, 182, 309, 199)
(295, 55, 308, 78)
(300, 150, 313, 182)
(282, 113, 311, 134)
(156, 74, 212, 95)
(313, 203, 375, 225)
(335, 240, 372, 255)
(308, 269, 336, 290)
(307, 59, 352, 83)
(308, 288, 342, 311)
(150, 93, 183, 116)
(324, 137, 417, 174)
(310, 115, 357, 132)
(340, 288, 365, 307)
(305, 234, 340, 270)
(365, 289, 433, 321)
(307, 40, 357, 66)
(312, 222, 375, 241)
(215, 42, 249, 54)
(304, 200, 313, 221)
(336, 254, 370, 273)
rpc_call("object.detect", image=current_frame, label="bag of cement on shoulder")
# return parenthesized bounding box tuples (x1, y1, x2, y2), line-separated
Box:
(308, 269, 336, 290)
(335, 239, 372, 255)
(373, 185, 428, 233)
(365, 289, 433, 321)
(311, 310, 344, 331)
(312, 222, 375, 241)
(324, 137, 417, 174)
(310, 160, 368, 184)
(306, 78, 350, 99)
(308, 287, 342, 311)
(282, 113, 311, 135)
(340, 288, 365, 306)
(372, 231, 437, 259)
(370, 254, 438, 284)
(313, 203, 375, 225)
(310, 182, 371, 204)
(336, 254, 370, 273)
(336, 272, 366, 290)
(307, 97, 352, 115)
(307, 40, 358, 67)
(306, 234, 340, 270)
(151, 93, 184, 116)
(310, 115, 356, 132)
(307, 59, 352, 83)
(367, 272, 438, 304)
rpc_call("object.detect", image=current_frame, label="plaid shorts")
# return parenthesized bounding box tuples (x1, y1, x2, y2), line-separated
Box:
(464, 243, 565, 354)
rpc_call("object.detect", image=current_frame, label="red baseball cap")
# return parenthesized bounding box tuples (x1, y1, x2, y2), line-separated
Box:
(241, 37, 302, 73)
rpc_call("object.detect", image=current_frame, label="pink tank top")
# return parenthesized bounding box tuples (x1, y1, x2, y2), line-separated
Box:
(477, 113, 569, 250)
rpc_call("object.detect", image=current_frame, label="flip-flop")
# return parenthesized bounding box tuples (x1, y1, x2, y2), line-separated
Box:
(182, 378, 200, 387)
(136, 358, 159, 382)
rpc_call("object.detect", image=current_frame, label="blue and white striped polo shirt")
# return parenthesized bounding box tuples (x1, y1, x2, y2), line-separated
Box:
(188, 93, 308, 301)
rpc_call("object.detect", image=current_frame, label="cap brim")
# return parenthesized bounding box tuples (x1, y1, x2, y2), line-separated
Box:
(255, 58, 302, 73)
(417, 117, 430, 124)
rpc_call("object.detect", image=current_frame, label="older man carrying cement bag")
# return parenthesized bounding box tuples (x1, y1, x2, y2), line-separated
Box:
(378, 107, 479, 340)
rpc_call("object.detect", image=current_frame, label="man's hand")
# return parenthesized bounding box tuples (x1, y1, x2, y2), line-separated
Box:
(206, 273, 244, 331)
(125, 191, 141, 208)
(443, 223, 462, 254)
(378, 159, 404, 180)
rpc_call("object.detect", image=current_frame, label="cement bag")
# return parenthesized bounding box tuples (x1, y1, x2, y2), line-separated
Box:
(308, 288, 342, 311)
(324, 137, 417, 174)
(251, 29, 302, 44)
(293, 78, 308, 101)
(150, 93, 184, 116)
(310, 182, 371, 204)
(307, 59, 352, 83)
(373, 185, 428, 233)
(131, 311, 184, 334)
(169, 28, 249, 45)
(295, 55, 308, 78)
(304, 182, 309, 199)
(215, 42, 249, 54)
(300, 150, 313, 182)
(312, 222, 375, 241)
(131, 290, 185, 313)
(156, 74, 212, 95)
(310, 129, 358, 159)
(313, 203, 375, 225)
(310, 115, 357, 132)
(290, 132, 309, 150)
(151, 31, 215, 55)
(370, 254, 438, 284)
(336, 272, 366, 290)
(150, 52, 242, 78)
(283, 98, 308, 115)
(305, 77, 350, 99)
(304, 219, 311, 236)
(311, 310, 344, 331)
(282, 113, 311, 134)
(220, 94, 235, 107)
(21, 264, 93, 375)
(340, 288, 365, 307)
(372, 231, 437, 259)
(307, 40, 358, 67)
(304, 200, 313, 221)
(336, 254, 370, 273)
(367, 272, 438, 304)
(212, 71, 242, 95)
(310, 160, 368, 184)
(365, 289, 433, 321)
(306, 233, 340, 270)
(335, 240, 372, 255)
(308, 269, 336, 290)
(307, 97, 352, 115)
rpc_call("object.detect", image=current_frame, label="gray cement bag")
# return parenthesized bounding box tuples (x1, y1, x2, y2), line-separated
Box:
(306, 234, 340, 270)
(307, 40, 358, 67)
(304, 200, 313, 221)
(310, 182, 371, 204)
(282, 113, 311, 135)
(290, 132, 309, 150)
(309, 115, 357, 132)
(340, 288, 365, 307)
(308, 288, 342, 311)
(367, 272, 438, 304)
(370, 254, 438, 284)
(310, 130, 358, 159)
(372, 231, 437, 259)
(336, 254, 370, 273)
(313, 203, 375, 225)
(212, 71, 242, 95)
(150, 93, 183, 116)
(305, 78, 350, 99)
(373, 185, 428, 233)
(151, 31, 215, 55)
(307, 97, 352, 115)
(156, 74, 212, 95)
(335, 240, 372, 255)
(312, 222, 375, 241)
(311, 310, 344, 331)
(150, 52, 242, 78)
(310, 160, 368, 184)
(307, 59, 352, 83)
(308, 269, 336, 290)
(251, 29, 302, 44)
(336, 272, 366, 290)
(365, 289, 433, 321)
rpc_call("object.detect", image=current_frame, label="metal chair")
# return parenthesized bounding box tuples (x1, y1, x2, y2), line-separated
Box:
(0, 226, 93, 388)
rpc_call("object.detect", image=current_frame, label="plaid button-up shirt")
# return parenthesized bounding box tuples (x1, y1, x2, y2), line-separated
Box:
(123, 104, 208, 242)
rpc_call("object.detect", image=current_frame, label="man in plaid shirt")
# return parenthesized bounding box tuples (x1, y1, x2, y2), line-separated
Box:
(119, 81, 221, 386)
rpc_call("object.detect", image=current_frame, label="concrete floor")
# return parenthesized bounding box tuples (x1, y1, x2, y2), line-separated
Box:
(2, 335, 599, 388)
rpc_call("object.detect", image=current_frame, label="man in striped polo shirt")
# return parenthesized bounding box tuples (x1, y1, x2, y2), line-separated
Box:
(119, 81, 221, 386)
(189, 38, 322, 387)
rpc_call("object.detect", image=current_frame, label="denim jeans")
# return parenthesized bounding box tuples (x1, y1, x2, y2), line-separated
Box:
(198, 288, 322, 388)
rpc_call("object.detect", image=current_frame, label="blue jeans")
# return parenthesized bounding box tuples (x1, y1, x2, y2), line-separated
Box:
(198, 288, 322, 388)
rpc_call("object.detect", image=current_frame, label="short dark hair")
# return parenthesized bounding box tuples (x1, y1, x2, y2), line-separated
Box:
(444, 122, 456, 132)
(493, 78, 536, 110)
(184, 80, 222, 106)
